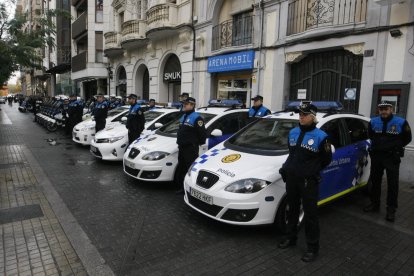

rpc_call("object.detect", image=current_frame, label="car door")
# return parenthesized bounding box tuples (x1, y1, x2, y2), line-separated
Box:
(148, 112, 181, 131)
(343, 117, 371, 186)
(206, 111, 248, 150)
(319, 118, 351, 202)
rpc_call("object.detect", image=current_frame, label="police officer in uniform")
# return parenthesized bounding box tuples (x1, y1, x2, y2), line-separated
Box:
(148, 99, 157, 110)
(175, 97, 207, 193)
(126, 94, 145, 145)
(248, 95, 271, 121)
(363, 101, 412, 222)
(278, 102, 332, 262)
(66, 94, 84, 135)
(92, 94, 109, 133)
(178, 93, 189, 111)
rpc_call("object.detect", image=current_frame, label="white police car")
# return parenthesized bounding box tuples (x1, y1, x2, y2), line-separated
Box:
(123, 100, 249, 181)
(90, 108, 181, 161)
(72, 106, 129, 145)
(184, 102, 371, 231)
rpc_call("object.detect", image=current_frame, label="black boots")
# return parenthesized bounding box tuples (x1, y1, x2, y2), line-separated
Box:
(278, 239, 296, 249)
(301, 251, 318, 262)
(385, 207, 396, 222)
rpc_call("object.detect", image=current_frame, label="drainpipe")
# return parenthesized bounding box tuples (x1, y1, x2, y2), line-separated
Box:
(190, 0, 196, 99)
(256, 0, 265, 98)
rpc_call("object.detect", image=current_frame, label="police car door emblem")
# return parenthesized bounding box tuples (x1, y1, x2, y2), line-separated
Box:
(197, 120, 203, 127)
(221, 154, 241, 163)
(308, 139, 314, 146)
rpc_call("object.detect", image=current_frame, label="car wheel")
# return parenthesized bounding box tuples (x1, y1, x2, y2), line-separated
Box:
(46, 122, 57, 132)
(275, 195, 304, 234)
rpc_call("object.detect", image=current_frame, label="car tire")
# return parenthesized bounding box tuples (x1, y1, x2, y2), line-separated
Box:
(46, 122, 57, 132)
(275, 195, 304, 234)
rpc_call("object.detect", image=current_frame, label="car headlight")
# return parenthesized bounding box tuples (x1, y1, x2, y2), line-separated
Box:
(142, 151, 169, 161)
(224, 178, 270, 193)
(108, 136, 124, 143)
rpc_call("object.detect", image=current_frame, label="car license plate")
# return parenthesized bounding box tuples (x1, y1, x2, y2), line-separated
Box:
(90, 145, 97, 153)
(190, 188, 213, 205)
(124, 160, 134, 169)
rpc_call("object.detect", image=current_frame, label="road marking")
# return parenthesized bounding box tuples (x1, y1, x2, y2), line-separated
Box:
(0, 108, 12, 124)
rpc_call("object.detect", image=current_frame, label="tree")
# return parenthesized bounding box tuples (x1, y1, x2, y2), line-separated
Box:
(0, 0, 70, 84)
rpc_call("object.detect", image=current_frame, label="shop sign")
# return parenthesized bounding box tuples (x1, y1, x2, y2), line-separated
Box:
(164, 72, 181, 81)
(208, 50, 255, 73)
(297, 89, 307, 100)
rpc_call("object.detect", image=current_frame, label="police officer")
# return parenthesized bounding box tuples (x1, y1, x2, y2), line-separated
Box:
(126, 94, 145, 145)
(178, 93, 189, 111)
(248, 95, 271, 121)
(92, 94, 109, 133)
(66, 94, 84, 135)
(278, 102, 332, 262)
(108, 95, 117, 110)
(175, 97, 207, 193)
(363, 101, 412, 222)
(148, 99, 157, 110)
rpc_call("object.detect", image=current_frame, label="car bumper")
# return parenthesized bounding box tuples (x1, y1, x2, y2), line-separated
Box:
(184, 176, 282, 226)
(123, 156, 177, 182)
(90, 139, 128, 161)
(72, 130, 95, 145)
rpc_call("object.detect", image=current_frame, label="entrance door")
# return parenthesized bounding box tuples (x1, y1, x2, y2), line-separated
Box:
(168, 82, 181, 102)
(217, 78, 251, 106)
(290, 49, 363, 113)
(143, 68, 149, 100)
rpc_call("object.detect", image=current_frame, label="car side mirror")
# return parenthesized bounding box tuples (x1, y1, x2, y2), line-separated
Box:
(154, 122, 163, 129)
(121, 116, 127, 122)
(211, 129, 223, 137)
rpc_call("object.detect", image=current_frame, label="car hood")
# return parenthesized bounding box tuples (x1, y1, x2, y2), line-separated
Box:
(95, 123, 127, 139)
(75, 119, 95, 129)
(190, 146, 288, 184)
(129, 133, 178, 154)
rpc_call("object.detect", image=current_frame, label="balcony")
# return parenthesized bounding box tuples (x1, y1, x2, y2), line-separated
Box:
(72, 12, 87, 39)
(120, 20, 147, 50)
(104, 32, 124, 57)
(145, 3, 178, 40)
(287, 0, 367, 36)
(212, 15, 253, 51)
(71, 51, 87, 72)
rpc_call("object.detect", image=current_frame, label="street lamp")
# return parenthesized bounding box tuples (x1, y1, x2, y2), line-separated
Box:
(106, 63, 113, 95)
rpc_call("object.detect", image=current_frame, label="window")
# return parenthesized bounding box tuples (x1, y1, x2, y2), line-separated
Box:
(118, 12, 124, 32)
(96, 0, 103, 22)
(344, 118, 369, 144)
(208, 112, 245, 136)
(232, 11, 253, 46)
(95, 32, 103, 63)
(320, 119, 347, 149)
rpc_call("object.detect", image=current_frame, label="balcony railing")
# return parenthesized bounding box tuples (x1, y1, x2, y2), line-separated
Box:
(212, 15, 253, 51)
(72, 12, 87, 39)
(57, 46, 71, 64)
(146, 3, 177, 30)
(121, 20, 145, 43)
(104, 32, 121, 49)
(287, 0, 367, 36)
(71, 51, 87, 72)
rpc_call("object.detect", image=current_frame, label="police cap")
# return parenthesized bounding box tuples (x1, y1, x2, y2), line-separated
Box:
(183, 97, 196, 104)
(149, 98, 155, 102)
(251, 95, 263, 101)
(378, 101, 393, 108)
(297, 101, 317, 116)
(96, 93, 104, 98)
(127, 94, 138, 99)
(180, 93, 189, 98)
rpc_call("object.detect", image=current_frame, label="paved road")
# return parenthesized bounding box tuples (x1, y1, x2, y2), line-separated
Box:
(1, 103, 414, 275)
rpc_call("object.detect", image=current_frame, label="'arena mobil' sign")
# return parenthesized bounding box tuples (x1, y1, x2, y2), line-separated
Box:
(207, 50, 255, 73)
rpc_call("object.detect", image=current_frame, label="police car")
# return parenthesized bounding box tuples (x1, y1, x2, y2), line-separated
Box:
(72, 106, 130, 145)
(184, 102, 371, 231)
(123, 100, 250, 181)
(90, 108, 181, 161)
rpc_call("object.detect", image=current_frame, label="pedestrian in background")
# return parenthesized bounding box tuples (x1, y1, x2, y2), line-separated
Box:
(248, 95, 271, 121)
(363, 101, 412, 222)
(278, 101, 332, 262)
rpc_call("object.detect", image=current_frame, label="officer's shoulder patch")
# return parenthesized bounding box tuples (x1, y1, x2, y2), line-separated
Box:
(197, 120, 204, 127)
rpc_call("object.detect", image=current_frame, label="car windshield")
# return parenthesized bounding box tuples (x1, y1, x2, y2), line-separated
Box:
(226, 118, 298, 153)
(144, 111, 165, 122)
(107, 107, 127, 117)
(157, 112, 217, 137)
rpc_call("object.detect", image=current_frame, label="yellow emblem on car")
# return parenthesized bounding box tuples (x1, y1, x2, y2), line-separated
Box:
(221, 154, 241, 163)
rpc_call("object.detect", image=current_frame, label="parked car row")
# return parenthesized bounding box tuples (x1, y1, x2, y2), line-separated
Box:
(70, 101, 372, 230)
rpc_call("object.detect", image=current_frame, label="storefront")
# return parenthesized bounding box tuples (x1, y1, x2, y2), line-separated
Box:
(208, 50, 255, 106)
(163, 54, 182, 102)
